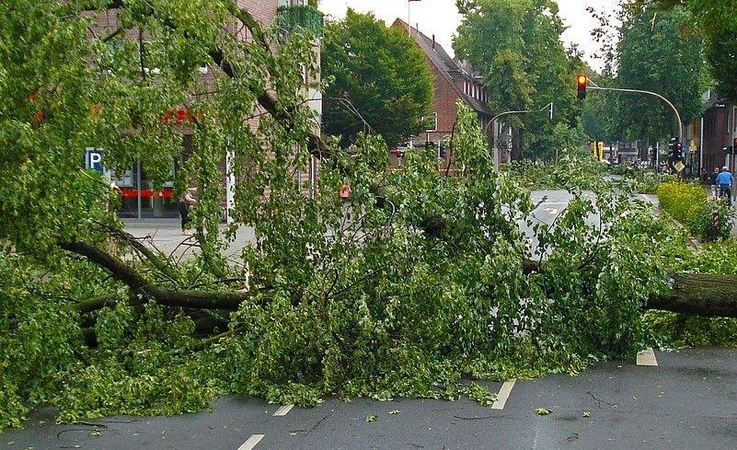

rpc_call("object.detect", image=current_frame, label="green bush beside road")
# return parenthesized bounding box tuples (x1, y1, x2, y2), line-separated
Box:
(657, 181, 733, 241)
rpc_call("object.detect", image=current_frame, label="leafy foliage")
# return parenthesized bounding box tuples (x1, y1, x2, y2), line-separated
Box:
(644, 311, 737, 349)
(321, 9, 434, 148)
(1, 99, 686, 428)
(615, 4, 705, 141)
(656, 181, 733, 241)
(454, 0, 581, 159)
(0, 0, 729, 434)
(56, 303, 220, 422)
(507, 148, 608, 190)
(643, 0, 737, 102)
(0, 246, 86, 432)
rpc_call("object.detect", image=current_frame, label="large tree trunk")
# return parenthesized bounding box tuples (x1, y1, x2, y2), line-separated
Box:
(645, 273, 737, 318)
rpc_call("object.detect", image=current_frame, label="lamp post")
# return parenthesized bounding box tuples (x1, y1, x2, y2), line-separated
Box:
(484, 102, 553, 172)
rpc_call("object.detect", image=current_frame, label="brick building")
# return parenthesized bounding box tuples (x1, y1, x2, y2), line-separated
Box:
(692, 92, 737, 175)
(87, 1, 322, 219)
(390, 19, 492, 167)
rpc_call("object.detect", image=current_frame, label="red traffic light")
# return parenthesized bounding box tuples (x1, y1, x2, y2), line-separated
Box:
(576, 74, 587, 99)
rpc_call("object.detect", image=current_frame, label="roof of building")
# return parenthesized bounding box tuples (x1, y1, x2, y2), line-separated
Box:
(392, 18, 489, 116)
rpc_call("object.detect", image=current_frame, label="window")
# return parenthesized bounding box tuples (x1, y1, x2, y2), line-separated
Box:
(278, 0, 306, 6)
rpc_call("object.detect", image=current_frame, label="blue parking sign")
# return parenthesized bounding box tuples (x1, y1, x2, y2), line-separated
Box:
(85, 147, 105, 174)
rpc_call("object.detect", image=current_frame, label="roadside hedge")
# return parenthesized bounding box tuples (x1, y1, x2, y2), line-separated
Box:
(656, 181, 732, 241)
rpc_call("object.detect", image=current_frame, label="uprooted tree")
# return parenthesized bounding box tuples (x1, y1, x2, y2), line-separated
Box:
(1, 0, 736, 431)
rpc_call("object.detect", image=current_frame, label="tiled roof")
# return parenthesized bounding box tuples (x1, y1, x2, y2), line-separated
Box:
(393, 18, 490, 116)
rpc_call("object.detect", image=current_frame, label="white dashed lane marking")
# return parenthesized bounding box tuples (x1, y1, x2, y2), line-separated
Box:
(273, 404, 294, 416)
(491, 379, 516, 410)
(237, 434, 264, 450)
(636, 347, 658, 366)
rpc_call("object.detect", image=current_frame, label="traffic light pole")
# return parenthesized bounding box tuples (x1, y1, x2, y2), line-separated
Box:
(586, 83, 683, 140)
(485, 102, 553, 172)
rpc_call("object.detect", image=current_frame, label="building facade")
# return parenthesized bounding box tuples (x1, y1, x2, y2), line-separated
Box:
(391, 19, 491, 168)
(87, 1, 322, 219)
(696, 92, 737, 175)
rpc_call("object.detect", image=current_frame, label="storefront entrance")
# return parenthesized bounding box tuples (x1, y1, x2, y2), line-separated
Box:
(113, 161, 180, 219)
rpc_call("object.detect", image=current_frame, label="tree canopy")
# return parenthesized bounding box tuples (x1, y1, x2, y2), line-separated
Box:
(613, 4, 704, 141)
(321, 9, 434, 149)
(454, 0, 584, 159)
(641, 0, 737, 102)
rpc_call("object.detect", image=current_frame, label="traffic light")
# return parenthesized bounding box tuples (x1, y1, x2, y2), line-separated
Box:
(667, 137, 681, 160)
(576, 74, 587, 99)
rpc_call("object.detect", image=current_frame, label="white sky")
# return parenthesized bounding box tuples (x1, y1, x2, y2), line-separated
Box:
(318, 0, 616, 73)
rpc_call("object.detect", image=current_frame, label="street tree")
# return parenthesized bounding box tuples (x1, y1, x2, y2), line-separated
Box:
(637, 0, 737, 102)
(454, 0, 582, 159)
(614, 4, 705, 142)
(321, 9, 434, 149)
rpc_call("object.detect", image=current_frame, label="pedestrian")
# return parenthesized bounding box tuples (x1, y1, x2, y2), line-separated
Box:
(716, 166, 733, 207)
(179, 188, 197, 234)
(710, 166, 720, 199)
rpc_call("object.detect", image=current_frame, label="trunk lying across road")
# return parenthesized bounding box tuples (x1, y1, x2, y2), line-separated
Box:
(60, 238, 737, 319)
(645, 273, 737, 318)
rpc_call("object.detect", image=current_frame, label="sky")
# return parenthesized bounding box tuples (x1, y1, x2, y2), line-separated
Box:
(318, 0, 617, 72)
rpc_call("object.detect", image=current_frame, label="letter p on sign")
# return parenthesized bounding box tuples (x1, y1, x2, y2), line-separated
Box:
(85, 147, 105, 174)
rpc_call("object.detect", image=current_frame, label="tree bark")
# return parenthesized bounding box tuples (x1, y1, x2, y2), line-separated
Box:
(645, 273, 737, 318)
(60, 240, 249, 311)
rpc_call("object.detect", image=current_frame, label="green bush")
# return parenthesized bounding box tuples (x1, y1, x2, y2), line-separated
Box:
(644, 310, 737, 348)
(656, 181, 732, 241)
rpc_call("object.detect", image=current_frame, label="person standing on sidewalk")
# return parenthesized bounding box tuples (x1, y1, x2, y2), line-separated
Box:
(710, 166, 720, 199)
(716, 166, 733, 206)
(179, 188, 197, 234)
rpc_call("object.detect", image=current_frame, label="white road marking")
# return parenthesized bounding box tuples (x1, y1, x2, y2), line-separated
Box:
(237, 434, 264, 450)
(273, 404, 294, 416)
(491, 379, 516, 410)
(536, 201, 569, 206)
(636, 347, 658, 366)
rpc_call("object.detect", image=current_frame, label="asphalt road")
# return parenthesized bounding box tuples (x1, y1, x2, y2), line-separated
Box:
(121, 189, 659, 259)
(4, 347, 736, 449)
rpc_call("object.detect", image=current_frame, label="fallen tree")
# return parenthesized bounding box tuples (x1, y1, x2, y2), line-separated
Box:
(646, 273, 737, 318)
(3, 0, 737, 431)
(58, 234, 737, 319)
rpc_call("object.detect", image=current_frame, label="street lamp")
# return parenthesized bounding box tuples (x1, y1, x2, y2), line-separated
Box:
(484, 102, 553, 172)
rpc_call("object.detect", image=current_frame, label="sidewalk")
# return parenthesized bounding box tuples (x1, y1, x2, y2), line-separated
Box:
(121, 219, 255, 263)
